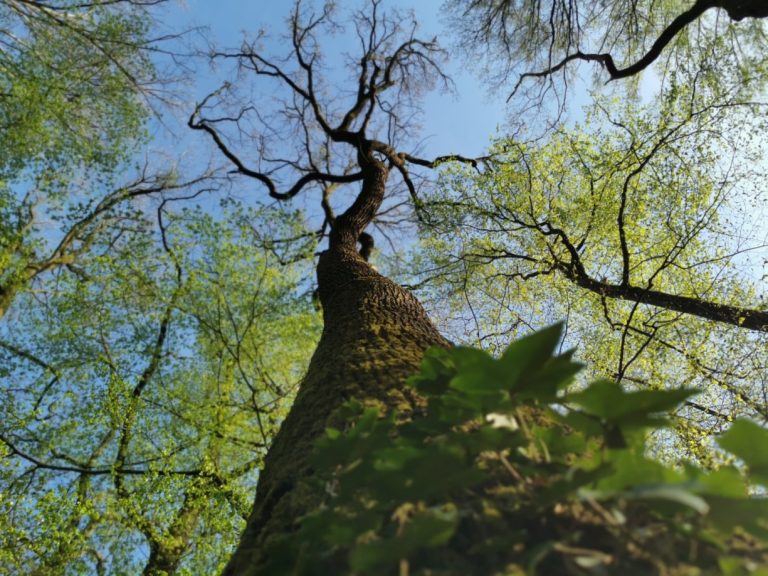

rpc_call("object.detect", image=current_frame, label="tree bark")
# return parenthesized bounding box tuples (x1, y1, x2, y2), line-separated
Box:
(222, 161, 450, 575)
(142, 489, 203, 575)
(0, 284, 14, 321)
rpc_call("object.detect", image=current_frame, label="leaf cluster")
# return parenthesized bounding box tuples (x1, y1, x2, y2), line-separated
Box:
(0, 0, 156, 182)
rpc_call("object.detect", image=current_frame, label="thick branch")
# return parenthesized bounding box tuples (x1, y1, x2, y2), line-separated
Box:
(495, 214, 768, 332)
(509, 0, 768, 97)
(565, 268, 768, 332)
(401, 152, 490, 169)
(142, 490, 203, 576)
(188, 106, 364, 201)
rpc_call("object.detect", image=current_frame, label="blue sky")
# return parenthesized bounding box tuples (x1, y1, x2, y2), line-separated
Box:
(159, 0, 510, 159)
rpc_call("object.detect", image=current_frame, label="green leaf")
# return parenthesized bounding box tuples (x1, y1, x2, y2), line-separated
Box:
(373, 445, 422, 471)
(718, 419, 768, 486)
(443, 325, 581, 408)
(706, 496, 768, 539)
(512, 351, 583, 401)
(539, 464, 613, 503)
(567, 380, 697, 428)
(620, 484, 710, 514)
(447, 346, 499, 393)
(499, 323, 564, 387)
(349, 505, 459, 572)
(532, 424, 587, 457)
(685, 466, 748, 498)
(590, 445, 683, 493)
(501, 323, 563, 367)
(408, 347, 455, 395)
(719, 556, 768, 576)
(302, 507, 383, 547)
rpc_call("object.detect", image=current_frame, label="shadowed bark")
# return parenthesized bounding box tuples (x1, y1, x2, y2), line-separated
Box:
(222, 157, 451, 575)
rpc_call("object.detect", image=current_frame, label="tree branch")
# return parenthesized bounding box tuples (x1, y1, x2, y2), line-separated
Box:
(508, 0, 768, 98)
(564, 268, 768, 332)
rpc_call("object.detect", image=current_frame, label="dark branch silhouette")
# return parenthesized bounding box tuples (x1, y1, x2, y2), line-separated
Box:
(189, 0, 485, 251)
(508, 0, 768, 98)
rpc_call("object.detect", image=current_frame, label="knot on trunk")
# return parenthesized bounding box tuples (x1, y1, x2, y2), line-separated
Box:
(358, 231, 374, 261)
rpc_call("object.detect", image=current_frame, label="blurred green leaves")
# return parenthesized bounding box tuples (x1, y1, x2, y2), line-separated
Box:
(264, 323, 768, 575)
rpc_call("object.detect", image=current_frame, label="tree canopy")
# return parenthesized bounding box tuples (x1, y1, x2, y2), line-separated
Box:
(415, 75, 768, 463)
(1, 199, 320, 573)
(0, 0, 176, 320)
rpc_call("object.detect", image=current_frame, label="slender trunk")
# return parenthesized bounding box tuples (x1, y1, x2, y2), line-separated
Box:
(143, 493, 202, 576)
(0, 282, 18, 321)
(223, 162, 450, 575)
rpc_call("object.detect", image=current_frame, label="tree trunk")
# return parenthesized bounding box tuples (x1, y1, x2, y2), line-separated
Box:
(0, 283, 17, 321)
(143, 492, 202, 575)
(223, 161, 450, 575)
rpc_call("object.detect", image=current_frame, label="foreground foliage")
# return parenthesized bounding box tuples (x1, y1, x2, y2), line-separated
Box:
(264, 324, 768, 575)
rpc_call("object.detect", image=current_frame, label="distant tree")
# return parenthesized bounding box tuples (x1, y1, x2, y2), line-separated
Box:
(423, 0, 767, 465)
(0, 0, 188, 320)
(0, 201, 320, 574)
(416, 80, 767, 463)
(0, 1, 259, 572)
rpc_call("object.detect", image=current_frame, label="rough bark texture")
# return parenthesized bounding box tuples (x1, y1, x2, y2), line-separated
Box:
(222, 161, 450, 575)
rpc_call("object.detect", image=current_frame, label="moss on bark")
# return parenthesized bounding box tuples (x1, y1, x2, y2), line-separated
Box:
(223, 242, 450, 575)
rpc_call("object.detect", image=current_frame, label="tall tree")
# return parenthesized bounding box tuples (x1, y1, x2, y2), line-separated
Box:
(186, 1, 767, 573)
(187, 2, 484, 571)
